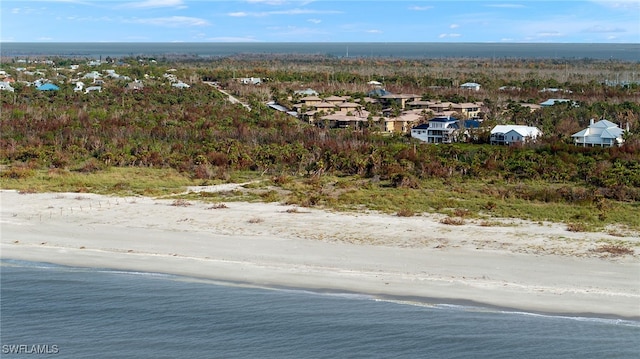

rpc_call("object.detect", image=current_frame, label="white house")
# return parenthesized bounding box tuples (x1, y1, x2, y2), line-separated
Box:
(571, 119, 627, 147)
(0, 81, 15, 92)
(490, 125, 542, 145)
(460, 82, 481, 91)
(83, 71, 102, 81)
(172, 82, 190, 89)
(73, 81, 85, 92)
(240, 77, 262, 85)
(411, 116, 460, 144)
(85, 86, 102, 94)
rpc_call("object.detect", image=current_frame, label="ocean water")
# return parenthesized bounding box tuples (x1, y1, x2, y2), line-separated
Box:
(1, 259, 639, 358)
(1, 42, 638, 61)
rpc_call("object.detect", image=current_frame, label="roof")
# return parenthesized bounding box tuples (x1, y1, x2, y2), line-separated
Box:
(491, 125, 541, 137)
(294, 88, 318, 96)
(463, 120, 481, 129)
(460, 82, 481, 87)
(412, 123, 430, 130)
(300, 95, 322, 102)
(367, 88, 391, 97)
(337, 102, 361, 108)
(540, 98, 571, 106)
(572, 119, 625, 140)
(36, 83, 60, 91)
(325, 95, 347, 102)
(429, 116, 458, 123)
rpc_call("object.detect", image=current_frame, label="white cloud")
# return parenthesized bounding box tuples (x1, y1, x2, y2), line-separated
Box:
(245, 0, 287, 4)
(366, 29, 382, 33)
(408, 6, 433, 11)
(449, 24, 459, 29)
(439, 33, 461, 38)
(227, 8, 341, 17)
(485, 4, 526, 8)
(592, 0, 640, 10)
(128, 16, 210, 27)
(583, 25, 626, 33)
(119, 0, 186, 9)
(308, 18, 322, 24)
(206, 36, 260, 42)
(537, 31, 563, 38)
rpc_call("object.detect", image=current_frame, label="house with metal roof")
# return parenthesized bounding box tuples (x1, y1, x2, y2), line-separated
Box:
(540, 98, 572, 107)
(36, 83, 60, 91)
(460, 82, 481, 91)
(0, 81, 15, 92)
(410, 116, 460, 144)
(490, 125, 542, 145)
(571, 119, 627, 147)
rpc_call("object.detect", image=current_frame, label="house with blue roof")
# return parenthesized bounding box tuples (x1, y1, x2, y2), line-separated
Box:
(36, 83, 60, 91)
(571, 119, 627, 147)
(410, 116, 460, 144)
(540, 98, 572, 107)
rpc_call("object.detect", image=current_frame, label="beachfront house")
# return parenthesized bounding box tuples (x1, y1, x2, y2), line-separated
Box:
(571, 119, 627, 147)
(490, 125, 542, 145)
(410, 116, 460, 144)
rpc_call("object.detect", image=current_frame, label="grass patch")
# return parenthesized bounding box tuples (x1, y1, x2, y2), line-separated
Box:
(3, 168, 639, 232)
(0, 167, 196, 196)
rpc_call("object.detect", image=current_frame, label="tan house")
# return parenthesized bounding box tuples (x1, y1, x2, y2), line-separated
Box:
(318, 110, 371, 129)
(324, 95, 348, 105)
(299, 95, 323, 106)
(383, 110, 423, 133)
(337, 102, 362, 114)
(379, 94, 422, 110)
(452, 102, 482, 119)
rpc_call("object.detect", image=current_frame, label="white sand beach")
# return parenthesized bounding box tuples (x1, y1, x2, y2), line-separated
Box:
(1, 188, 638, 319)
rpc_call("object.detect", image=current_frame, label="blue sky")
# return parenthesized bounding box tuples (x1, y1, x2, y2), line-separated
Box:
(1, 1, 639, 43)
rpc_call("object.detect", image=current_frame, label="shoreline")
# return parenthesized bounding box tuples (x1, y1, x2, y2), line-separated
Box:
(1, 189, 639, 320)
(3, 257, 636, 324)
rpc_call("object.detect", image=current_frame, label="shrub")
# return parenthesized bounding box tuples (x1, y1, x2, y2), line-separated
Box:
(566, 222, 587, 232)
(440, 217, 465, 225)
(171, 199, 191, 207)
(206, 203, 228, 209)
(592, 244, 634, 256)
(396, 208, 415, 217)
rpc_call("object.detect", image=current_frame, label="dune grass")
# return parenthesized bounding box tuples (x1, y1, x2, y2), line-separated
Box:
(0, 167, 197, 196)
(2, 168, 638, 232)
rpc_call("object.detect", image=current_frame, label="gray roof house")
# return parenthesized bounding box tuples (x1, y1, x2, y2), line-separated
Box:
(571, 119, 627, 147)
(460, 82, 481, 91)
(490, 125, 542, 145)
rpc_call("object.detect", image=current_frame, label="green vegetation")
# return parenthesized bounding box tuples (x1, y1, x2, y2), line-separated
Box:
(1, 55, 639, 233)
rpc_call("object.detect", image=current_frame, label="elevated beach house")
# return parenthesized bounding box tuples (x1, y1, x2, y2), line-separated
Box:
(490, 125, 542, 145)
(571, 119, 627, 147)
(410, 116, 460, 144)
